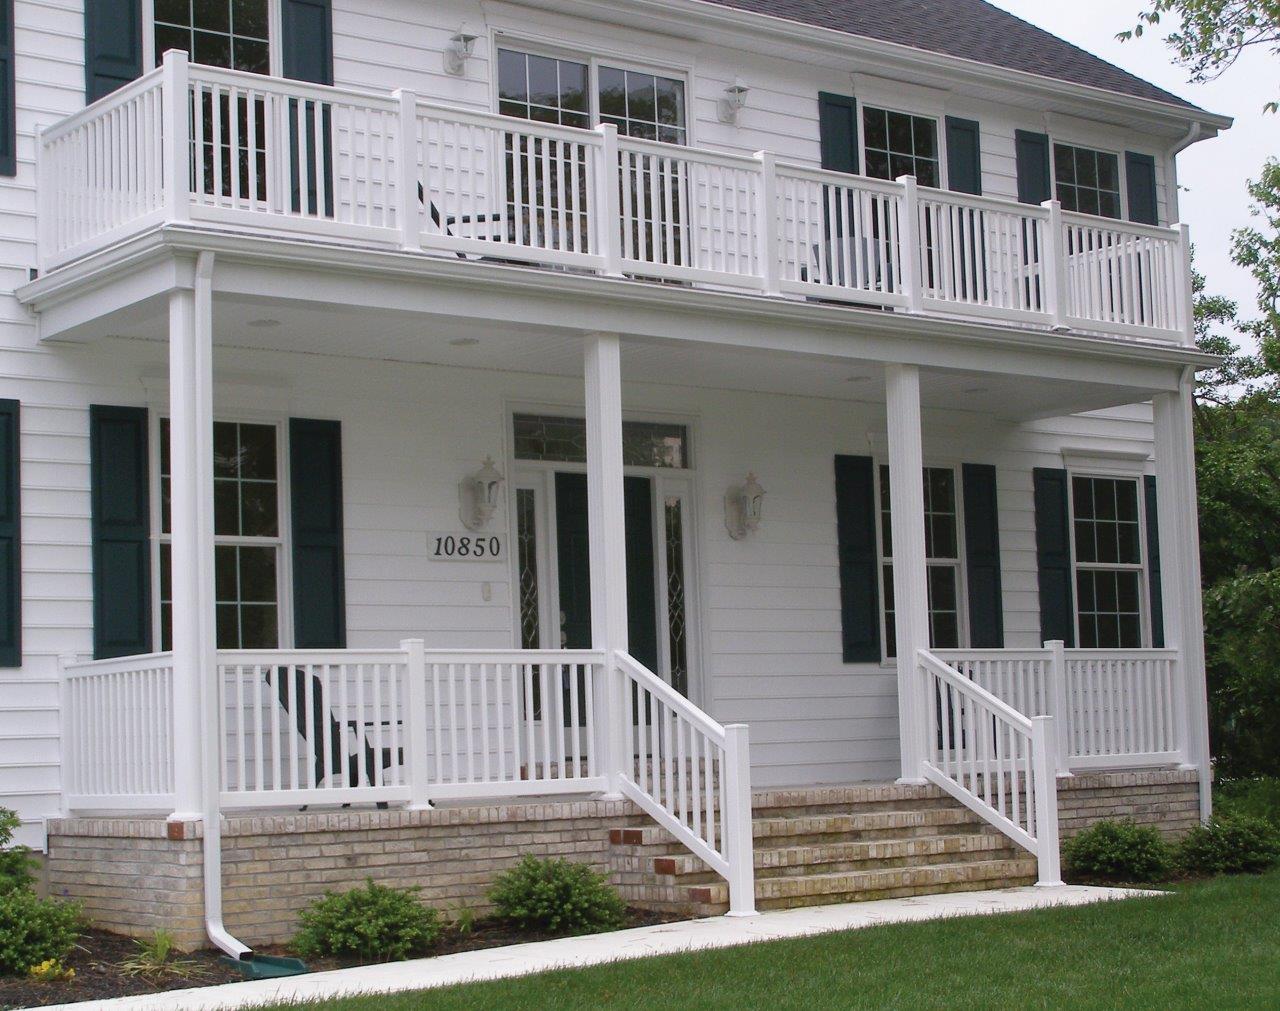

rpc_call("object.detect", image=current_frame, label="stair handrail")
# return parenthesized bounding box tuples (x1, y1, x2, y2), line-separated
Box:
(613, 651, 756, 915)
(917, 648, 1062, 886)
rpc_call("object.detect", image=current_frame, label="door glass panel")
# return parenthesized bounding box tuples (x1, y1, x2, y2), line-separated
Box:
(664, 496, 689, 697)
(516, 488, 540, 650)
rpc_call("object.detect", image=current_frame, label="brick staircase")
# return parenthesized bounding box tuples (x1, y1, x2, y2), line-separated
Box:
(610, 781, 1038, 916)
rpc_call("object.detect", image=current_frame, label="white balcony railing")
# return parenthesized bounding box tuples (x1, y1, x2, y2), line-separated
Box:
(36, 53, 1194, 345)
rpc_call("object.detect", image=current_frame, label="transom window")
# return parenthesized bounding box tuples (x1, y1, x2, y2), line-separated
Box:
(1072, 475, 1144, 648)
(153, 0, 270, 73)
(863, 108, 939, 188)
(159, 419, 284, 650)
(598, 67, 686, 144)
(513, 414, 690, 469)
(1054, 144, 1122, 219)
(879, 466, 963, 659)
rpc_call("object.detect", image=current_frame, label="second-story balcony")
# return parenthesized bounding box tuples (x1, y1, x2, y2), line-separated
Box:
(36, 53, 1194, 346)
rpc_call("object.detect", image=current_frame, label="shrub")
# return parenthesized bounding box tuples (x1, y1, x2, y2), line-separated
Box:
(0, 808, 36, 895)
(1062, 820, 1173, 884)
(489, 856, 626, 936)
(1216, 778, 1280, 826)
(1178, 815, 1280, 876)
(293, 880, 441, 963)
(0, 888, 82, 976)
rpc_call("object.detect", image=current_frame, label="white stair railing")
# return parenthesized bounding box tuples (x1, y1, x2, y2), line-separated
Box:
(614, 650, 755, 915)
(918, 648, 1061, 885)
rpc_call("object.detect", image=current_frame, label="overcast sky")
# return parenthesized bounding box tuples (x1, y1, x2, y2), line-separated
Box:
(992, 1, 1278, 324)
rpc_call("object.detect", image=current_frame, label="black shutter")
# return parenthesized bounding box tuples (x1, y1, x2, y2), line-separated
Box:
(835, 455, 880, 662)
(90, 406, 151, 659)
(962, 464, 1003, 648)
(818, 92, 858, 175)
(0, 401, 19, 666)
(290, 418, 346, 649)
(84, 0, 143, 103)
(1144, 475, 1164, 648)
(282, 0, 333, 85)
(1126, 151, 1159, 225)
(1033, 467, 1074, 646)
(0, 0, 14, 176)
(945, 117, 982, 196)
(1015, 130, 1052, 206)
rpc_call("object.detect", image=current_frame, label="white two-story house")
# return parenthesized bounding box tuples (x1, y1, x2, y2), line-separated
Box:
(0, 0, 1228, 954)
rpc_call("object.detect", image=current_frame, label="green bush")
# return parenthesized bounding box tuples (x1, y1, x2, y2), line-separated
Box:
(1178, 815, 1280, 876)
(0, 888, 82, 976)
(1063, 820, 1173, 884)
(0, 808, 36, 895)
(489, 856, 626, 936)
(293, 879, 441, 963)
(1216, 778, 1280, 826)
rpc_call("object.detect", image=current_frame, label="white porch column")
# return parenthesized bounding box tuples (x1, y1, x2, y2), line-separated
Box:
(584, 332, 628, 795)
(1154, 368, 1212, 820)
(885, 363, 929, 783)
(168, 253, 217, 821)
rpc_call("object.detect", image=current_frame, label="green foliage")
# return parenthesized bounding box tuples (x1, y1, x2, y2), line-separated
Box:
(293, 879, 441, 963)
(451, 906, 475, 937)
(0, 888, 82, 977)
(119, 929, 205, 980)
(1216, 777, 1280, 824)
(489, 856, 626, 936)
(1178, 815, 1280, 875)
(0, 809, 36, 896)
(1063, 820, 1174, 884)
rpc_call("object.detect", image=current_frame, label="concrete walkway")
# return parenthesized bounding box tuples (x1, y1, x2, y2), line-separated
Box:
(48, 885, 1163, 1011)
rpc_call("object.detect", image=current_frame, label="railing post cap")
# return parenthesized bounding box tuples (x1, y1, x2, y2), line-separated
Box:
(161, 48, 189, 67)
(595, 121, 618, 136)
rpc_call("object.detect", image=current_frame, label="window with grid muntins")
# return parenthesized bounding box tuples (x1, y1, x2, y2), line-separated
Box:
(1054, 144, 1122, 219)
(1072, 475, 1144, 648)
(598, 67, 686, 144)
(153, 0, 269, 72)
(863, 107, 939, 188)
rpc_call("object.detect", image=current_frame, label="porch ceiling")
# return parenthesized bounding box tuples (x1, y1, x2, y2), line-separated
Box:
(87, 291, 1165, 422)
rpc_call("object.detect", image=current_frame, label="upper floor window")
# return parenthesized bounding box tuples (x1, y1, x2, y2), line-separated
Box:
(1071, 475, 1143, 648)
(497, 50, 590, 128)
(1053, 144, 1121, 219)
(598, 67, 686, 144)
(153, 0, 270, 73)
(863, 107, 939, 188)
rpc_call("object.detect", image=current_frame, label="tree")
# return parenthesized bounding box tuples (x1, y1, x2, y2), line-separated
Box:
(1120, 1, 1280, 110)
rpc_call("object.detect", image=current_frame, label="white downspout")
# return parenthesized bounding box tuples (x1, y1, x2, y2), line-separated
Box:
(1165, 122, 1202, 224)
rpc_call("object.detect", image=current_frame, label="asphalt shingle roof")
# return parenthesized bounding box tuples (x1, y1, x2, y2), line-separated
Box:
(700, 0, 1199, 110)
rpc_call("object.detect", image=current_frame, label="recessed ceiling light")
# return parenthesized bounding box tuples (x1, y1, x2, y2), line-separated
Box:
(247, 318, 280, 328)
(448, 337, 480, 347)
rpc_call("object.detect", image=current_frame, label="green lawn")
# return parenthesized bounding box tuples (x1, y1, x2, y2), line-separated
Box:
(256, 870, 1280, 1010)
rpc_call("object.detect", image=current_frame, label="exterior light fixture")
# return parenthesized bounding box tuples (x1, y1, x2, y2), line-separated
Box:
(724, 472, 765, 540)
(460, 456, 504, 530)
(717, 78, 750, 124)
(444, 28, 479, 76)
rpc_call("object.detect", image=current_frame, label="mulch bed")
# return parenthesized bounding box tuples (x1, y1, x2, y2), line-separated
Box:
(0, 909, 681, 1008)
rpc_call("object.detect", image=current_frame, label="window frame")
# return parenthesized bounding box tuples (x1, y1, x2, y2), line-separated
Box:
(143, 0, 283, 76)
(874, 461, 970, 662)
(1049, 139, 1127, 221)
(1066, 471, 1151, 649)
(859, 104, 944, 190)
(149, 411, 295, 652)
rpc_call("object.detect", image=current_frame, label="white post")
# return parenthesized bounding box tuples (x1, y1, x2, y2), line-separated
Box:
(1154, 369, 1212, 820)
(885, 363, 929, 782)
(57, 654, 78, 815)
(1175, 224, 1195, 347)
(167, 257, 215, 822)
(1040, 200, 1069, 329)
(393, 90, 422, 252)
(896, 175, 924, 313)
(594, 124, 623, 277)
(754, 151, 781, 297)
(723, 723, 757, 916)
(402, 638, 431, 809)
(161, 50, 191, 224)
(1030, 715, 1063, 886)
(584, 332, 627, 795)
(1045, 639, 1072, 776)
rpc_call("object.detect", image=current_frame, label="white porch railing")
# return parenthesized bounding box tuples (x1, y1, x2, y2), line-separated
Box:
(35, 52, 1193, 345)
(918, 648, 1061, 885)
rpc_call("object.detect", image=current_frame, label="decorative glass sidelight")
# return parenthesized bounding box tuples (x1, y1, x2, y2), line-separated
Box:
(516, 488, 541, 650)
(664, 496, 689, 697)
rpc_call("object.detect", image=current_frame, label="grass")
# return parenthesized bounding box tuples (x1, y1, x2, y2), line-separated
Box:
(252, 870, 1280, 1010)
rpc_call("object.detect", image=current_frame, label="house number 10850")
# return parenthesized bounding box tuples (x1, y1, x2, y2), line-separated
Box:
(429, 533, 505, 561)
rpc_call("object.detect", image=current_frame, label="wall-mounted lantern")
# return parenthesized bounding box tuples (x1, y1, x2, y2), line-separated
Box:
(717, 78, 750, 124)
(444, 28, 479, 76)
(724, 472, 765, 540)
(460, 456, 504, 530)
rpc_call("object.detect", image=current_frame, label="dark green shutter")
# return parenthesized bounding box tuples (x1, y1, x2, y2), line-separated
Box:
(1033, 467, 1074, 646)
(945, 117, 982, 196)
(0, 0, 14, 176)
(282, 0, 333, 85)
(90, 406, 151, 659)
(1015, 130, 1052, 206)
(1144, 475, 1164, 648)
(0, 401, 19, 666)
(290, 419, 346, 649)
(962, 464, 1003, 648)
(835, 455, 880, 662)
(84, 0, 143, 102)
(818, 92, 858, 175)
(1126, 152, 1158, 225)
